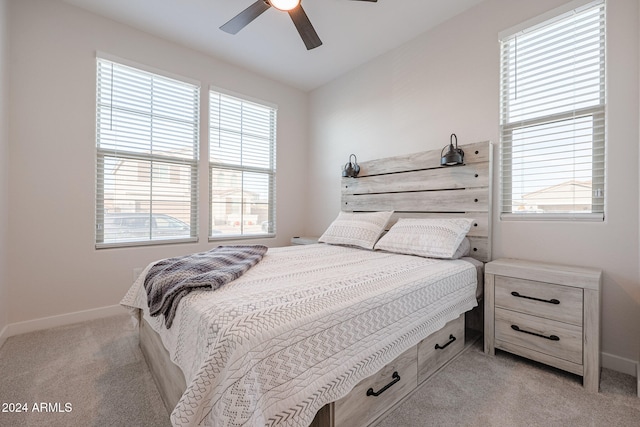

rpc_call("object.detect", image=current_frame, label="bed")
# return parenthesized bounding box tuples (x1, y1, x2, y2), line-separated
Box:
(122, 140, 493, 427)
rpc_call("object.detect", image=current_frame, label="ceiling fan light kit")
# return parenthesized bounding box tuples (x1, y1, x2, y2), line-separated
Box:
(269, 0, 300, 11)
(220, 0, 378, 50)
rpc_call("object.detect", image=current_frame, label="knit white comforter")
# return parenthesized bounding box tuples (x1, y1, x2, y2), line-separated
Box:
(121, 243, 478, 427)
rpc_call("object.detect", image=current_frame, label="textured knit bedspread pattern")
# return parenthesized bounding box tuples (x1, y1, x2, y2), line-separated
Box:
(121, 243, 478, 427)
(144, 245, 268, 328)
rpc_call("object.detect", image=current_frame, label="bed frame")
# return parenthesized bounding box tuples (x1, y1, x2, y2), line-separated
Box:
(139, 140, 493, 426)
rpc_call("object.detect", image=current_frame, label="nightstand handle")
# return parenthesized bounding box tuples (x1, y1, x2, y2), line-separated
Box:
(434, 334, 456, 350)
(511, 291, 560, 305)
(511, 324, 560, 341)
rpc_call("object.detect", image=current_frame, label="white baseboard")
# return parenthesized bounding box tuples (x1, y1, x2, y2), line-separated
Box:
(0, 305, 126, 348)
(602, 351, 638, 377)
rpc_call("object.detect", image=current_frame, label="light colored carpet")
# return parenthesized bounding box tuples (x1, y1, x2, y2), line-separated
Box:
(0, 314, 638, 427)
(377, 338, 640, 427)
(0, 314, 170, 427)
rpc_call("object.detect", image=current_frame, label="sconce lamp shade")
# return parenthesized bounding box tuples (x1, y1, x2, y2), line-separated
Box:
(342, 154, 360, 177)
(441, 134, 464, 166)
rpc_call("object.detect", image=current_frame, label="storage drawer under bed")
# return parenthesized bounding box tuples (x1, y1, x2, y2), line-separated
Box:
(334, 346, 417, 427)
(332, 314, 465, 427)
(417, 313, 465, 383)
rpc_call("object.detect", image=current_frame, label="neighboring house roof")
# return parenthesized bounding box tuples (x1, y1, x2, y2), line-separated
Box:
(522, 180, 592, 206)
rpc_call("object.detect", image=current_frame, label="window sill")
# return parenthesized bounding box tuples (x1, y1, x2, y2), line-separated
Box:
(208, 233, 275, 242)
(96, 237, 199, 249)
(500, 213, 604, 222)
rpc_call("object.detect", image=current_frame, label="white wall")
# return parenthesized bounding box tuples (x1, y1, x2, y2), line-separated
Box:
(309, 0, 640, 370)
(0, 0, 9, 344)
(6, 0, 309, 326)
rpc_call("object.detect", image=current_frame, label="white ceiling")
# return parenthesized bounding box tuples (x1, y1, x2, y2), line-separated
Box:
(62, 0, 484, 91)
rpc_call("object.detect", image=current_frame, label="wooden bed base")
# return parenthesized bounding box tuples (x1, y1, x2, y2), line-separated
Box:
(139, 308, 480, 427)
(139, 318, 186, 413)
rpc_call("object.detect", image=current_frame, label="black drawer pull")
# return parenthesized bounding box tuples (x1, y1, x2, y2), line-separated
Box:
(434, 334, 456, 350)
(511, 291, 560, 305)
(511, 324, 559, 341)
(366, 371, 400, 397)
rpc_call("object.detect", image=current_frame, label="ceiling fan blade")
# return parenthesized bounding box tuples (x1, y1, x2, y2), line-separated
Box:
(288, 5, 322, 50)
(350, 0, 378, 2)
(220, 0, 271, 35)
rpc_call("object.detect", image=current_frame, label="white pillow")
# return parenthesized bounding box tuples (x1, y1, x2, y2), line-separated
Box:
(319, 211, 393, 250)
(451, 237, 471, 259)
(374, 218, 473, 259)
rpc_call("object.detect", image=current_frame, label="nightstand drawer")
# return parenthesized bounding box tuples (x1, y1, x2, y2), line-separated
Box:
(495, 276, 583, 326)
(495, 308, 582, 364)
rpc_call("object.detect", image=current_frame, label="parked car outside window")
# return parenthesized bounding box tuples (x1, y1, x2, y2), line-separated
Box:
(103, 213, 190, 243)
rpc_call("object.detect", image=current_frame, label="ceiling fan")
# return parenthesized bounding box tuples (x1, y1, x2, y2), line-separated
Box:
(220, 0, 378, 50)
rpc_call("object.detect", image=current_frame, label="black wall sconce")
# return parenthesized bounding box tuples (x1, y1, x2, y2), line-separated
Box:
(441, 133, 464, 166)
(342, 154, 360, 177)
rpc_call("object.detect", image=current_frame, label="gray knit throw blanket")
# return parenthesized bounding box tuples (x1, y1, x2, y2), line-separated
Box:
(144, 245, 268, 328)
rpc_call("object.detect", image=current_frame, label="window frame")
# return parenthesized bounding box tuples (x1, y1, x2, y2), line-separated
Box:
(498, 0, 606, 222)
(95, 54, 200, 248)
(208, 87, 277, 241)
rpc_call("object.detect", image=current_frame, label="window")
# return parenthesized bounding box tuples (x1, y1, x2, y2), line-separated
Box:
(499, 0, 605, 220)
(95, 57, 200, 247)
(209, 90, 276, 238)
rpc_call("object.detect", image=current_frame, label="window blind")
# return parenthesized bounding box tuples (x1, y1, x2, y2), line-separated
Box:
(209, 90, 277, 238)
(499, 0, 605, 220)
(96, 58, 200, 247)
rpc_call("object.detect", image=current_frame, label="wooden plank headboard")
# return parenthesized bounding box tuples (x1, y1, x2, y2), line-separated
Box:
(341, 140, 493, 262)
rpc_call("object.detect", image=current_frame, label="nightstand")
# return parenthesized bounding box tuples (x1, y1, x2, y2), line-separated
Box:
(290, 236, 319, 245)
(484, 258, 602, 393)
